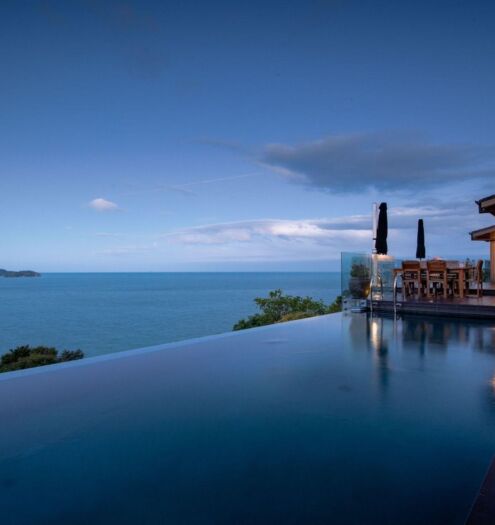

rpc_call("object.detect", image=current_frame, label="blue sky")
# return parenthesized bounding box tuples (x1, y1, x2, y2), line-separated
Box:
(2, 0, 495, 271)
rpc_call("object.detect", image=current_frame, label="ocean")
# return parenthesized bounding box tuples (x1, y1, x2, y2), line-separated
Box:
(0, 272, 340, 357)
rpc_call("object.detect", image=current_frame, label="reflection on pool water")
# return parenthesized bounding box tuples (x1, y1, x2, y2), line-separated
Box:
(1, 313, 495, 524)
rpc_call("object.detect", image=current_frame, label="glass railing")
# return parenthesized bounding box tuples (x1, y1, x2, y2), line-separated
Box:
(370, 255, 396, 301)
(341, 252, 371, 311)
(341, 254, 491, 310)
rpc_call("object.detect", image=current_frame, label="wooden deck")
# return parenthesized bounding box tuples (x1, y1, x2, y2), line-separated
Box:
(466, 457, 495, 524)
(476, 282, 495, 294)
(370, 292, 495, 319)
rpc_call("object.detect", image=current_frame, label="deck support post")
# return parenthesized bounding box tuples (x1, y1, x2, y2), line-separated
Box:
(490, 238, 495, 283)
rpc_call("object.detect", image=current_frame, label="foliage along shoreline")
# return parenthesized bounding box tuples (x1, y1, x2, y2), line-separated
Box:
(0, 345, 84, 373)
(233, 289, 342, 331)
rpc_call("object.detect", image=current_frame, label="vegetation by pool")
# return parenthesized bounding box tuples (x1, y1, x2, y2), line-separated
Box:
(0, 345, 84, 373)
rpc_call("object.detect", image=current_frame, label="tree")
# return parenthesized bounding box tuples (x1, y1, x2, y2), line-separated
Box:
(0, 345, 84, 373)
(233, 289, 342, 331)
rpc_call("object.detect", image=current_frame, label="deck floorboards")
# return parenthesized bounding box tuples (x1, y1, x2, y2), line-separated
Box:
(371, 293, 495, 319)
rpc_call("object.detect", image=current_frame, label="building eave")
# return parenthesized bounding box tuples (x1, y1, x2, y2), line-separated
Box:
(477, 195, 495, 216)
(470, 224, 495, 241)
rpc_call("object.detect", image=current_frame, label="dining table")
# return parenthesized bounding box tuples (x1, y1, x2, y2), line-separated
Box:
(393, 261, 471, 299)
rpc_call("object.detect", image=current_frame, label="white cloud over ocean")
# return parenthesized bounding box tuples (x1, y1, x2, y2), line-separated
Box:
(88, 198, 119, 212)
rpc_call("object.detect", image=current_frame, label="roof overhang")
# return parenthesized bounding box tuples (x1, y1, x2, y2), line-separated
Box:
(476, 195, 495, 216)
(470, 225, 495, 241)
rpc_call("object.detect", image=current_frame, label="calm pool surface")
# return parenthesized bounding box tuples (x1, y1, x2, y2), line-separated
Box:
(1, 313, 495, 524)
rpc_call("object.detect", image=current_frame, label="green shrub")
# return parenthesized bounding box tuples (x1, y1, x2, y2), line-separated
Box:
(278, 311, 316, 322)
(327, 295, 342, 313)
(233, 290, 342, 331)
(59, 349, 84, 362)
(0, 345, 84, 373)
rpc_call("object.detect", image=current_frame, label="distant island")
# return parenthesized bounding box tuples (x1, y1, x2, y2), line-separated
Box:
(0, 269, 41, 278)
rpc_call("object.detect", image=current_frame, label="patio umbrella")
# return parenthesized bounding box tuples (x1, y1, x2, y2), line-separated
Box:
(416, 219, 425, 260)
(375, 202, 388, 255)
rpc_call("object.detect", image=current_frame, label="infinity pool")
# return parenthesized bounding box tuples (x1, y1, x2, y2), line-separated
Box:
(2, 313, 495, 524)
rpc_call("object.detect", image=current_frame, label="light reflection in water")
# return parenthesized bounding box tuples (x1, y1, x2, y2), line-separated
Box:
(366, 316, 390, 394)
(358, 313, 495, 413)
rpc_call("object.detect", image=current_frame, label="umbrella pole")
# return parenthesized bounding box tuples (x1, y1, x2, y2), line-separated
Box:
(371, 203, 378, 301)
(372, 202, 378, 255)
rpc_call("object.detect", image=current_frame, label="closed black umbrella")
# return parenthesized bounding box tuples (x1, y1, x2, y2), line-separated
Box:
(416, 219, 425, 259)
(375, 202, 388, 255)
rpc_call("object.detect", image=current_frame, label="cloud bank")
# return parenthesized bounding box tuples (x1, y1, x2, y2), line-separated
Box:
(166, 203, 476, 246)
(160, 200, 485, 263)
(90, 201, 487, 268)
(261, 132, 495, 193)
(166, 218, 368, 246)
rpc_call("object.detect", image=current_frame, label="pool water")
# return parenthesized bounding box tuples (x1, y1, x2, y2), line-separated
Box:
(1, 313, 495, 524)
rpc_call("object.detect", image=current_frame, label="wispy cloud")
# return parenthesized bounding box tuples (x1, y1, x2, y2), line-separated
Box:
(165, 173, 258, 195)
(260, 132, 495, 193)
(119, 173, 259, 197)
(175, 173, 257, 188)
(94, 232, 126, 238)
(158, 217, 372, 264)
(195, 138, 250, 155)
(165, 218, 371, 246)
(97, 242, 159, 257)
(88, 198, 119, 212)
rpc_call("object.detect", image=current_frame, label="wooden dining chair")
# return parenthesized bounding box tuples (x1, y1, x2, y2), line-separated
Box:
(465, 259, 484, 297)
(401, 260, 422, 299)
(426, 260, 448, 299)
(446, 261, 462, 297)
